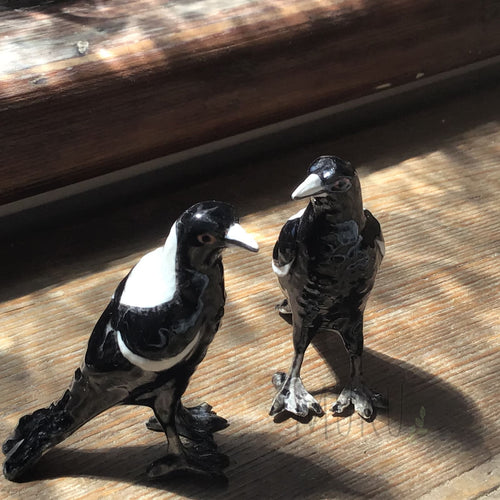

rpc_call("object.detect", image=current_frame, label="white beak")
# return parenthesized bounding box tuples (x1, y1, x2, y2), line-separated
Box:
(291, 173, 324, 199)
(226, 223, 259, 252)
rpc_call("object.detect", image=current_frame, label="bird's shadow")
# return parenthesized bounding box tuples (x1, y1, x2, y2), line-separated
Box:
(20, 430, 395, 498)
(256, 304, 485, 447)
(296, 333, 488, 453)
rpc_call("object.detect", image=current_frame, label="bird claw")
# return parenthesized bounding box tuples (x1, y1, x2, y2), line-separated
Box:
(146, 402, 229, 442)
(270, 373, 324, 418)
(180, 402, 229, 434)
(147, 448, 229, 481)
(332, 384, 387, 420)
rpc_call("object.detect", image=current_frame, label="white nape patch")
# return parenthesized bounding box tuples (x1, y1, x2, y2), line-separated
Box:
(272, 258, 293, 277)
(117, 330, 201, 372)
(120, 222, 178, 308)
(288, 208, 305, 221)
(376, 237, 386, 258)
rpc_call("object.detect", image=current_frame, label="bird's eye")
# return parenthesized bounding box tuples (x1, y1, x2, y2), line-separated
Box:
(197, 233, 216, 244)
(332, 177, 351, 190)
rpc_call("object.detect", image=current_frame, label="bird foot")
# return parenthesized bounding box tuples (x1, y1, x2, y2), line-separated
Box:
(147, 444, 229, 481)
(269, 372, 324, 418)
(146, 402, 228, 443)
(331, 383, 387, 420)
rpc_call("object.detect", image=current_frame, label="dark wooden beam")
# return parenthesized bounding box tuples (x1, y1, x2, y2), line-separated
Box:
(1, 0, 500, 205)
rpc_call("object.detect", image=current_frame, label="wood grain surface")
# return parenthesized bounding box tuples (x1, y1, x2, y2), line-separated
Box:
(0, 83, 499, 498)
(1, 0, 500, 205)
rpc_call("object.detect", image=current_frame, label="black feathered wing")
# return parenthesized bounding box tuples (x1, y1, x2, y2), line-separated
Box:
(362, 209, 385, 262)
(114, 270, 209, 362)
(85, 271, 208, 371)
(272, 215, 301, 277)
(353, 208, 384, 313)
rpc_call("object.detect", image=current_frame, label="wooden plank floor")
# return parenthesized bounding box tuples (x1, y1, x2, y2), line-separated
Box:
(1, 84, 499, 499)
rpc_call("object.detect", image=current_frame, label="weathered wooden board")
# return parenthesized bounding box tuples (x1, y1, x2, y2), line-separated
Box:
(0, 84, 499, 498)
(1, 0, 500, 205)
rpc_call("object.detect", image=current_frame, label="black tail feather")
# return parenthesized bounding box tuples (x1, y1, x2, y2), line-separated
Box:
(3, 390, 75, 481)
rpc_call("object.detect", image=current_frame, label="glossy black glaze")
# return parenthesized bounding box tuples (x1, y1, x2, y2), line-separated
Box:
(3, 201, 258, 482)
(270, 156, 386, 420)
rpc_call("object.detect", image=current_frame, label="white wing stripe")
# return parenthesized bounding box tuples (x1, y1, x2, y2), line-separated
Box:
(272, 259, 293, 277)
(117, 330, 200, 372)
(376, 237, 385, 257)
(288, 208, 305, 221)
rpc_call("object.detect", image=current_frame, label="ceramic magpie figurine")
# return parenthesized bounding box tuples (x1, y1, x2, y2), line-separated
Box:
(270, 156, 386, 420)
(3, 201, 258, 482)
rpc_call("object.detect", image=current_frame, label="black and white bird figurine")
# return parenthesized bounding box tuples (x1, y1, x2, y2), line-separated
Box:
(3, 201, 258, 482)
(270, 156, 386, 420)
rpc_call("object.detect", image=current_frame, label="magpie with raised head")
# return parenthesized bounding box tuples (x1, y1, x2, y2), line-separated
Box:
(270, 156, 386, 420)
(3, 201, 258, 482)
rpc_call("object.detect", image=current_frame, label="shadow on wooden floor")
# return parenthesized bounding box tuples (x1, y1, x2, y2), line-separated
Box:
(2, 81, 499, 303)
(24, 429, 395, 499)
(311, 335, 487, 456)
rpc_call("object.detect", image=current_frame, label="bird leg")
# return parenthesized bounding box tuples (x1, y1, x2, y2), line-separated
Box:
(332, 352, 387, 420)
(147, 386, 228, 480)
(146, 402, 228, 444)
(270, 349, 324, 418)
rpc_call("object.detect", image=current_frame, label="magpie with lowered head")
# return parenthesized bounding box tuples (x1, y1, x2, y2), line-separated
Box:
(270, 156, 386, 420)
(3, 201, 258, 482)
